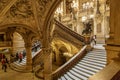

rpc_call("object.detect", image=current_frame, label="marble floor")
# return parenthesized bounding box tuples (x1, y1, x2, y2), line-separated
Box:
(0, 64, 42, 80)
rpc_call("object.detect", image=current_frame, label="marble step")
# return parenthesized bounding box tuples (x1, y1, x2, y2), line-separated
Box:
(78, 61, 103, 70)
(79, 60, 105, 68)
(72, 67, 91, 78)
(81, 58, 106, 64)
(74, 65, 95, 75)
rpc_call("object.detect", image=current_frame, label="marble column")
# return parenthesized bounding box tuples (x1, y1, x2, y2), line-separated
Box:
(43, 48, 52, 80)
(25, 42, 32, 71)
(105, 0, 120, 64)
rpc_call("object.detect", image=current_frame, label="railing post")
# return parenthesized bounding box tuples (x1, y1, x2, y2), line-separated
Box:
(84, 35, 93, 51)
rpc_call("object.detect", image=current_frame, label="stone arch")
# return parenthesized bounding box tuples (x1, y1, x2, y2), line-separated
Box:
(0, 23, 37, 34)
(0, 23, 40, 42)
(0, 23, 41, 56)
(42, 0, 62, 48)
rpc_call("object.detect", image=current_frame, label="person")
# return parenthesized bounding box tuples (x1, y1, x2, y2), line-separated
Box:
(23, 50, 26, 59)
(16, 52, 19, 61)
(1, 58, 7, 72)
(58, 13, 62, 21)
(2, 54, 5, 59)
(19, 52, 23, 63)
(5, 57, 10, 67)
(93, 35, 97, 45)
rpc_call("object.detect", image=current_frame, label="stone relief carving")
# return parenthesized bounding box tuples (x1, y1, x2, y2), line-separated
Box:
(37, 0, 53, 18)
(10, 0, 33, 18)
(0, 0, 10, 12)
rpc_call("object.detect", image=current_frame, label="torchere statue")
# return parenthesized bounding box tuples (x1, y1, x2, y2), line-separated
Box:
(82, 21, 92, 35)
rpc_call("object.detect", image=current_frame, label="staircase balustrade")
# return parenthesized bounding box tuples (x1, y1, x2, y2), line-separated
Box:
(54, 19, 85, 43)
(111, 70, 120, 80)
(51, 46, 87, 80)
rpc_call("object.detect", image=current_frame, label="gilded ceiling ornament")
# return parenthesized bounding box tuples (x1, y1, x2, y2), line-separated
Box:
(37, 0, 53, 17)
(10, 0, 33, 18)
(0, 0, 10, 12)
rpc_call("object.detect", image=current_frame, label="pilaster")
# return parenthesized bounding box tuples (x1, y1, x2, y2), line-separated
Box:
(106, 0, 120, 45)
(25, 42, 32, 71)
(105, 0, 120, 65)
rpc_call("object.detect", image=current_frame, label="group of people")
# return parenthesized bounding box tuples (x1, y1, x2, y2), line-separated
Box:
(0, 54, 9, 72)
(32, 41, 41, 52)
(15, 50, 26, 63)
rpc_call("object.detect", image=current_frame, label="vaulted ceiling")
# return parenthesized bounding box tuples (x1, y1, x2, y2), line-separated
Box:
(0, 0, 62, 41)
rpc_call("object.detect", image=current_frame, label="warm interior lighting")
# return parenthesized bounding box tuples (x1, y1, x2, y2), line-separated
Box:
(56, 8, 63, 14)
(82, 16, 87, 22)
(71, 1, 78, 8)
(89, 14, 94, 18)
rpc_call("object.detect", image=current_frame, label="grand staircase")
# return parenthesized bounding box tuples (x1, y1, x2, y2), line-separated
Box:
(54, 19, 85, 48)
(10, 45, 42, 72)
(57, 44, 106, 80)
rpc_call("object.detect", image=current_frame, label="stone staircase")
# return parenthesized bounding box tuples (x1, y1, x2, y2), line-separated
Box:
(58, 45, 106, 80)
(10, 47, 41, 72)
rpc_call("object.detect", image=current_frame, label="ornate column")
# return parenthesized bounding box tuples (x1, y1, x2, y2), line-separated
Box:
(105, 0, 120, 65)
(94, 0, 105, 43)
(43, 47, 52, 80)
(104, 16, 110, 38)
(25, 42, 32, 70)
